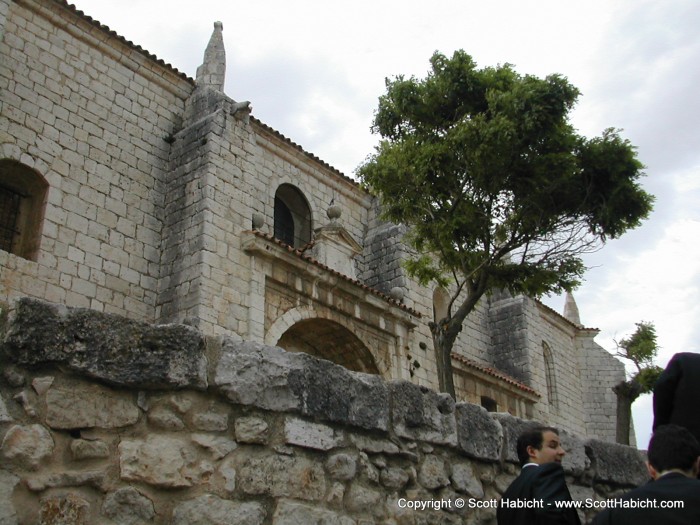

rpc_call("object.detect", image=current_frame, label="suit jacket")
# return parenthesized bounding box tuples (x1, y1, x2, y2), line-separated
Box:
(591, 472, 700, 525)
(653, 352, 700, 444)
(497, 462, 581, 525)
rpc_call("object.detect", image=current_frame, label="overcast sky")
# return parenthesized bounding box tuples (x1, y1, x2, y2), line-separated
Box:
(71, 0, 700, 448)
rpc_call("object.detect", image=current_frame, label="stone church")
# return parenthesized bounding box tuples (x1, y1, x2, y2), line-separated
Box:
(0, 0, 627, 442)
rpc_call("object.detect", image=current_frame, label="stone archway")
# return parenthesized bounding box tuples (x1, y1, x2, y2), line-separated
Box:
(275, 318, 380, 375)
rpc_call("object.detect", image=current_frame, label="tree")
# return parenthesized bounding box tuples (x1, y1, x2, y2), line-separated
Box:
(612, 322, 663, 445)
(358, 51, 654, 397)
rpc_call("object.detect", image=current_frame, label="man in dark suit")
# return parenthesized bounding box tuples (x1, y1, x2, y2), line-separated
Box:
(497, 426, 581, 525)
(592, 424, 700, 524)
(653, 352, 700, 446)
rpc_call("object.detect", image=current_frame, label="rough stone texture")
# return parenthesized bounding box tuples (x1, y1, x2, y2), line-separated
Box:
(46, 383, 139, 429)
(0, 300, 649, 524)
(4, 299, 207, 389)
(450, 462, 485, 498)
(102, 487, 156, 525)
(0, 470, 20, 524)
(586, 439, 649, 487)
(40, 494, 90, 525)
(238, 454, 326, 501)
(284, 417, 343, 450)
(119, 436, 213, 488)
(273, 499, 355, 525)
(235, 417, 269, 444)
(1, 424, 54, 470)
(390, 380, 458, 446)
(455, 403, 503, 461)
(214, 340, 305, 412)
(172, 495, 265, 525)
(289, 357, 390, 432)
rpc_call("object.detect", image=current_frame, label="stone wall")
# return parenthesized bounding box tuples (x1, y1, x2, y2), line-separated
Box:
(0, 299, 647, 524)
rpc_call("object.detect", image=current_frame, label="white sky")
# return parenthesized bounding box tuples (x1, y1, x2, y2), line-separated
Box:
(71, 0, 700, 449)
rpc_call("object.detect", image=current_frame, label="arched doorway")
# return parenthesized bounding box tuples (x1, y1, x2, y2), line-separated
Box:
(276, 318, 379, 374)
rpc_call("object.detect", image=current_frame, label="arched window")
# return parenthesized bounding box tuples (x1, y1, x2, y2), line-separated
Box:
(273, 184, 311, 249)
(433, 287, 450, 324)
(542, 341, 559, 410)
(0, 159, 48, 261)
(480, 396, 498, 412)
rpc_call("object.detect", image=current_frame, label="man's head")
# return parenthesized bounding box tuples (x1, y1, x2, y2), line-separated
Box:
(516, 426, 566, 466)
(646, 424, 700, 479)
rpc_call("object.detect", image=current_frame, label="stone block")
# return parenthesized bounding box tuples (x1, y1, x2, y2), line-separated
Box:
(284, 417, 343, 451)
(289, 357, 390, 432)
(119, 435, 213, 488)
(455, 403, 503, 461)
(102, 487, 156, 525)
(238, 453, 326, 501)
(1, 424, 54, 470)
(390, 381, 457, 446)
(273, 500, 354, 525)
(172, 495, 265, 525)
(46, 382, 139, 429)
(585, 439, 647, 487)
(2, 298, 207, 389)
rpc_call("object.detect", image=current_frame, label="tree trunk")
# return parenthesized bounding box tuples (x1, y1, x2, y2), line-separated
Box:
(613, 380, 642, 445)
(432, 326, 456, 398)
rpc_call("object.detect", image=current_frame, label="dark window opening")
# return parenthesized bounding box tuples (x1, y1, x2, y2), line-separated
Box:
(481, 396, 498, 412)
(0, 186, 21, 253)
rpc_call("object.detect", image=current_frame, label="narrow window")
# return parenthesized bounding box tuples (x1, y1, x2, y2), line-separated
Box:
(542, 341, 559, 410)
(273, 184, 311, 249)
(0, 160, 48, 261)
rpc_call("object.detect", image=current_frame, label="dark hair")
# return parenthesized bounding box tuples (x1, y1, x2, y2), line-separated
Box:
(516, 426, 559, 466)
(647, 424, 700, 473)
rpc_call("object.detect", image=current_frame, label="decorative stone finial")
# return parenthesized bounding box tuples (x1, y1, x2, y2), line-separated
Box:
(196, 21, 226, 91)
(327, 203, 342, 222)
(563, 291, 582, 326)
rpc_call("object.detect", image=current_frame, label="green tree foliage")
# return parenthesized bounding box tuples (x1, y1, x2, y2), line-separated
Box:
(613, 322, 663, 444)
(358, 51, 654, 397)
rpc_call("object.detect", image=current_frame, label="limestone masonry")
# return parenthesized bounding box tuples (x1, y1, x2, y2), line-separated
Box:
(1, 0, 627, 452)
(0, 299, 647, 524)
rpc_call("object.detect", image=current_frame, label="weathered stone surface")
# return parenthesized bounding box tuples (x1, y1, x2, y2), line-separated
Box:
(349, 434, 400, 455)
(491, 412, 533, 464)
(2, 298, 207, 389)
(219, 456, 237, 492)
(380, 467, 410, 490)
(147, 406, 185, 430)
(284, 417, 343, 450)
(289, 358, 390, 432)
(102, 487, 156, 525)
(25, 470, 106, 492)
(345, 482, 383, 514)
(172, 495, 266, 525)
(325, 453, 357, 481)
(450, 462, 484, 498)
(418, 455, 450, 489)
(560, 428, 588, 476)
(31, 376, 54, 396)
(192, 411, 229, 431)
(214, 340, 306, 411)
(0, 470, 20, 525)
(456, 403, 503, 461)
(238, 454, 326, 500)
(273, 499, 355, 525)
(46, 383, 139, 429)
(390, 381, 457, 446)
(1, 424, 54, 470)
(191, 433, 237, 459)
(0, 394, 12, 423)
(235, 417, 269, 444)
(586, 439, 648, 487)
(119, 435, 213, 488)
(40, 493, 90, 525)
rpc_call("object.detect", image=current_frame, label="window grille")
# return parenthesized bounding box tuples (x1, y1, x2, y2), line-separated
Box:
(0, 186, 21, 253)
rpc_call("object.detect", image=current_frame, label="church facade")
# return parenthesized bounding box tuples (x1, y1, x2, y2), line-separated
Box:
(0, 0, 626, 441)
